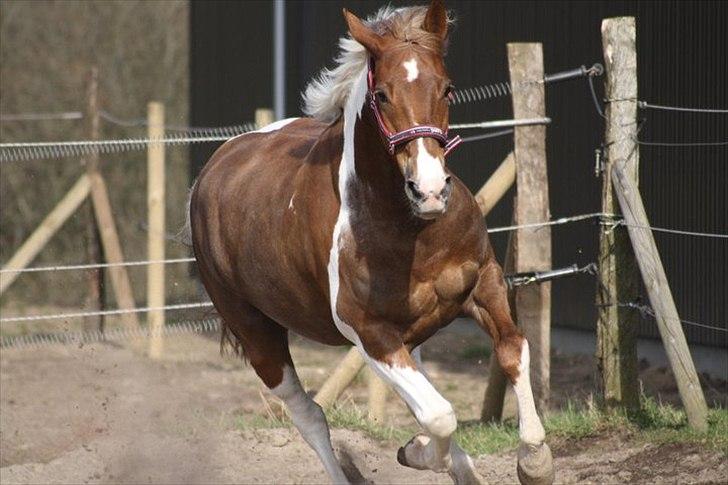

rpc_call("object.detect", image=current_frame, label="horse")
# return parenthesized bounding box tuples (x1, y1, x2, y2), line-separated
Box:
(189, 1, 553, 483)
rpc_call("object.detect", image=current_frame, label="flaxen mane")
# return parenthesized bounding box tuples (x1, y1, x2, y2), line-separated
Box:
(302, 5, 454, 122)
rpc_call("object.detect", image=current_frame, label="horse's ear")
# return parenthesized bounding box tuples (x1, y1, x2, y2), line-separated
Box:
(423, 0, 448, 42)
(343, 8, 384, 57)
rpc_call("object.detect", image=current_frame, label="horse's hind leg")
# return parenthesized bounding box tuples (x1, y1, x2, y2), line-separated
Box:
(464, 258, 554, 485)
(210, 295, 348, 484)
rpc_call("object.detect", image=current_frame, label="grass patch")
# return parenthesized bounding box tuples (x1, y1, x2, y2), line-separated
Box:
(233, 395, 728, 457)
(233, 412, 289, 431)
(455, 421, 519, 455)
(327, 404, 414, 443)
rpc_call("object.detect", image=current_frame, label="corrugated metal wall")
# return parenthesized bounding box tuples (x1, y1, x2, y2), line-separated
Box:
(190, 0, 727, 347)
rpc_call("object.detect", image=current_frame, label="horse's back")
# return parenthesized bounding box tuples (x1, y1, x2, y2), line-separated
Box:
(191, 117, 347, 345)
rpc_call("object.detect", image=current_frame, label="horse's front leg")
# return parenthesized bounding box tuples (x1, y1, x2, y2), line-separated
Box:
(356, 336, 483, 485)
(464, 259, 554, 485)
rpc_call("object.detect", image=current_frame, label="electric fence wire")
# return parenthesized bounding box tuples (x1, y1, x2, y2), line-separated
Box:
(600, 301, 728, 334)
(0, 317, 221, 349)
(637, 101, 728, 114)
(0, 302, 214, 324)
(0, 257, 196, 275)
(0, 123, 257, 163)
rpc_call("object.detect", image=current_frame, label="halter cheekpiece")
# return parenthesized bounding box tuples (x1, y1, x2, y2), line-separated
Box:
(367, 58, 462, 157)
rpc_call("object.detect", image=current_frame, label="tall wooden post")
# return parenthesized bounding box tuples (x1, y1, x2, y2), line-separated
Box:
(508, 43, 551, 414)
(147, 102, 166, 359)
(596, 17, 640, 411)
(83, 67, 104, 333)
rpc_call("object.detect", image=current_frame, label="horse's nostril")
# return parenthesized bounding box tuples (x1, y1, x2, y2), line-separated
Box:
(406, 179, 423, 199)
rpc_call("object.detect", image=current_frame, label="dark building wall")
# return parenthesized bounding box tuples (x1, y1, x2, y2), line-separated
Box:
(190, 1, 727, 347)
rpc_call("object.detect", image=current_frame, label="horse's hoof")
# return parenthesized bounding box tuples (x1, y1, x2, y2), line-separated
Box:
(397, 434, 450, 472)
(397, 445, 409, 466)
(516, 442, 554, 485)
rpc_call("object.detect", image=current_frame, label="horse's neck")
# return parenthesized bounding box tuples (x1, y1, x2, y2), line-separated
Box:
(347, 111, 415, 224)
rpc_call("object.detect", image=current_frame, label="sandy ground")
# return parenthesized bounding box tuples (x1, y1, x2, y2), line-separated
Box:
(1, 325, 726, 484)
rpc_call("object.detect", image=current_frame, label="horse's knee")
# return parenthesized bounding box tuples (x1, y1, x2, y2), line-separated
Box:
(420, 402, 457, 439)
(496, 331, 526, 384)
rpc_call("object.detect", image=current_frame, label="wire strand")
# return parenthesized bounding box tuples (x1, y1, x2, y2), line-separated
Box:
(0, 302, 214, 323)
(460, 129, 514, 143)
(487, 212, 606, 234)
(638, 101, 728, 114)
(636, 138, 728, 147)
(0, 257, 195, 275)
(0, 317, 221, 349)
(609, 302, 727, 333)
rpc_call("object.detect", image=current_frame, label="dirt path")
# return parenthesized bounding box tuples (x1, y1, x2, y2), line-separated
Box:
(1, 329, 726, 484)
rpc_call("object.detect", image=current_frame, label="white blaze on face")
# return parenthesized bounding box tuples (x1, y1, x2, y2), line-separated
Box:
(403, 58, 419, 82)
(415, 139, 447, 195)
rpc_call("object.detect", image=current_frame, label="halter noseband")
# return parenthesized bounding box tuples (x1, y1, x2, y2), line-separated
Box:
(367, 58, 462, 157)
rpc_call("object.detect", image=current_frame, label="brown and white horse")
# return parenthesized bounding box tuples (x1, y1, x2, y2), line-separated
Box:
(190, 2, 553, 483)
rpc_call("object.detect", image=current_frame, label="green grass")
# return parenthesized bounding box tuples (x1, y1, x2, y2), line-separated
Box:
(233, 395, 728, 457)
(326, 404, 414, 443)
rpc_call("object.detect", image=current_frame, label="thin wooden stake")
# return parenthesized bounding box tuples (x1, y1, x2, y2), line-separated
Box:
(83, 67, 104, 333)
(367, 367, 388, 423)
(474, 152, 515, 215)
(611, 163, 708, 431)
(596, 16, 641, 411)
(147, 102, 166, 359)
(314, 347, 364, 408)
(0, 176, 91, 294)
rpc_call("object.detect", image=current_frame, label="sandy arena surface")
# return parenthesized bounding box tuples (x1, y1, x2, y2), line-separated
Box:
(1, 325, 726, 484)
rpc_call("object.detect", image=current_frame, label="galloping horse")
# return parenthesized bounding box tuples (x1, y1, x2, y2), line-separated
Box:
(190, 1, 553, 483)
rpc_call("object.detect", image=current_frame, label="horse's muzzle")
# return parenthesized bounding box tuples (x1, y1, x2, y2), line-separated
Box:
(405, 176, 453, 219)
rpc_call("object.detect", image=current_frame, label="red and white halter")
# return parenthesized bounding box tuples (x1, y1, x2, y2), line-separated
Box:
(367, 58, 462, 157)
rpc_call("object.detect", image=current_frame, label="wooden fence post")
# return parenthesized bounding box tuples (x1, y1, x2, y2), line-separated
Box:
(508, 42, 552, 414)
(596, 17, 641, 411)
(147, 102, 166, 359)
(255, 108, 274, 129)
(83, 67, 104, 332)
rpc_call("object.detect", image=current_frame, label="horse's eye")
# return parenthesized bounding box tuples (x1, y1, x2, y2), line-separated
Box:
(444, 84, 454, 100)
(375, 90, 389, 104)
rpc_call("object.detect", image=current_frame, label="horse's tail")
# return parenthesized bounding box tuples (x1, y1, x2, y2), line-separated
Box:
(177, 179, 197, 247)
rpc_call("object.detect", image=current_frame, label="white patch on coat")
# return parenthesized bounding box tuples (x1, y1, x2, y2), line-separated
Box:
(288, 193, 295, 211)
(512, 339, 546, 445)
(271, 365, 347, 482)
(367, 360, 456, 438)
(326, 67, 369, 345)
(228, 117, 300, 142)
(415, 138, 447, 195)
(403, 58, 419, 82)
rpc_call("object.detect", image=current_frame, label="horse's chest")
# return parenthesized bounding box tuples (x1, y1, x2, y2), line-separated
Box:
(340, 247, 480, 323)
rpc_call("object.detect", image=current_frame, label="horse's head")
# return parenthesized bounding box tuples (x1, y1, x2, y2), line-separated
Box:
(344, 0, 454, 220)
